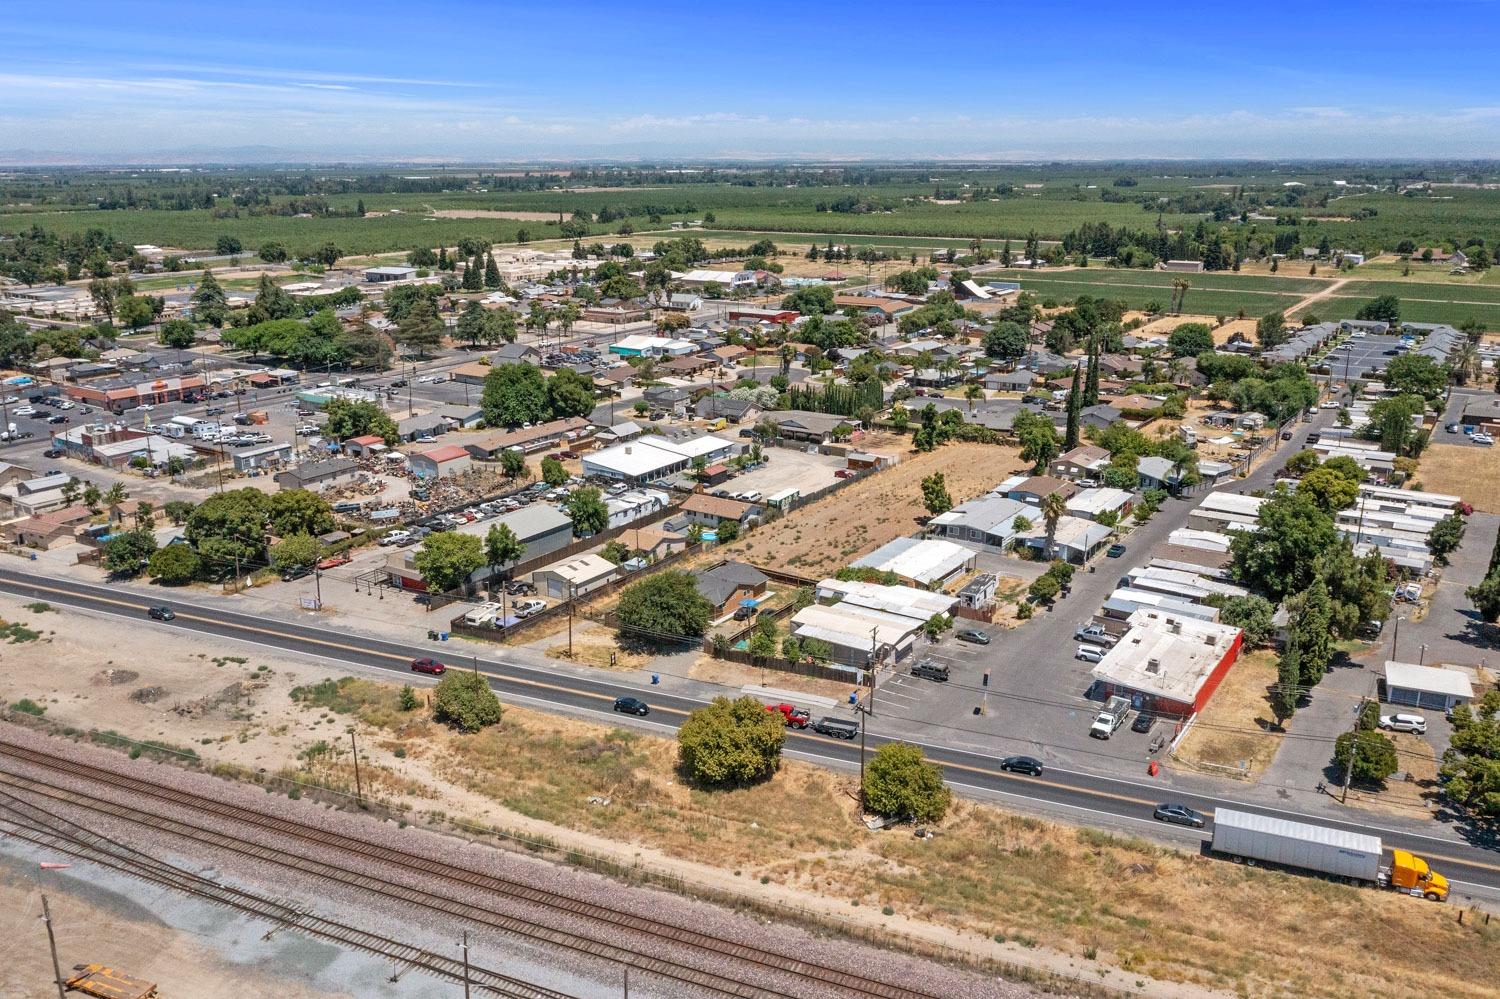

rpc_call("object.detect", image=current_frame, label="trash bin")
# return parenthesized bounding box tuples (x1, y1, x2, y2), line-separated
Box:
(427, 629, 438, 641)
(650, 673, 659, 685)
(439, 632, 448, 641)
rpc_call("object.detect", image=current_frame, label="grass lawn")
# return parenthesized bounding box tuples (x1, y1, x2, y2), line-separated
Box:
(1172, 650, 1284, 779)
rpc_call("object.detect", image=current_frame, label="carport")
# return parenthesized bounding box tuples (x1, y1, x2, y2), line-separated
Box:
(1381, 660, 1474, 711)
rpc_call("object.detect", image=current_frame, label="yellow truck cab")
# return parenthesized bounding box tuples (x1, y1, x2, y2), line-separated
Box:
(1390, 850, 1449, 901)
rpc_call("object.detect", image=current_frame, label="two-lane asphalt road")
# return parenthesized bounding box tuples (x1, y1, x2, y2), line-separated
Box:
(3, 565, 1497, 901)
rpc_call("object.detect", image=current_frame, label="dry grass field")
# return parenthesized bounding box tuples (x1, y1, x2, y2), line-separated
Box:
(5, 603, 1498, 999)
(720, 439, 1027, 576)
(1414, 444, 1500, 510)
(1172, 651, 1284, 779)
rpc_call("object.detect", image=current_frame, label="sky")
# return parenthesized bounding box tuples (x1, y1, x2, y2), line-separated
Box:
(5, 0, 1500, 164)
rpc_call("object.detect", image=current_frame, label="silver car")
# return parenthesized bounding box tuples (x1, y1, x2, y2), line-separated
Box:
(1075, 645, 1105, 664)
(1378, 713, 1427, 735)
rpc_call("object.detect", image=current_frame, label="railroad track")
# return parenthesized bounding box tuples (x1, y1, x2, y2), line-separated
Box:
(0, 785, 572, 999)
(0, 740, 945, 999)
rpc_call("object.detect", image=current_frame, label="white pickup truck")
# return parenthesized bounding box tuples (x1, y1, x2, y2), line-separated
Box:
(1089, 696, 1131, 740)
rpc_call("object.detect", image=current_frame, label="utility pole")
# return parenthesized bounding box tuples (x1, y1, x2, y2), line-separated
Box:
(461, 930, 471, 999)
(41, 895, 66, 999)
(857, 706, 868, 814)
(623, 966, 629, 998)
(567, 582, 576, 657)
(349, 730, 364, 806)
(314, 568, 322, 608)
(1341, 696, 1367, 803)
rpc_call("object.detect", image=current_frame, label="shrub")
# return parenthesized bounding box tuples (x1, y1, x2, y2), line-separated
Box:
(432, 671, 503, 732)
(863, 742, 951, 822)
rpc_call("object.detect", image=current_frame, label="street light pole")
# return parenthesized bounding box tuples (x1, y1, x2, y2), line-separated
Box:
(41, 895, 66, 999)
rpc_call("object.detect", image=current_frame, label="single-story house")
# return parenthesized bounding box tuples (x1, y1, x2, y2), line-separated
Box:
(230, 441, 295, 472)
(693, 561, 769, 617)
(1016, 514, 1113, 564)
(694, 396, 762, 424)
(1079, 404, 1122, 432)
(851, 536, 976, 588)
(1004, 475, 1078, 506)
(365, 265, 417, 282)
(985, 370, 1037, 392)
(1050, 445, 1111, 481)
(436, 403, 485, 429)
(832, 294, 917, 319)
(532, 553, 619, 599)
(679, 493, 760, 527)
(666, 292, 704, 311)
(1460, 396, 1500, 429)
(757, 410, 852, 444)
(407, 444, 472, 480)
(604, 488, 670, 530)
(1137, 455, 1185, 491)
(1066, 487, 1135, 522)
(3, 504, 92, 549)
(927, 494, 1031, 552)
(398, 413, 448, 443)
(462, 417, 589, 459)
(617, 526, 687, 561)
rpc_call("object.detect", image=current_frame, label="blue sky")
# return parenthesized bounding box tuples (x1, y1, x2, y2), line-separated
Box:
(5, 0, 1499, 162)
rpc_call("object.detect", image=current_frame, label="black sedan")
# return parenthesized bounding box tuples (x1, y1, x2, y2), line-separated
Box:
(1131, 712, 1156, 734)
(147, 606, 175, 621)
(955, 628, 991, 645)
(1153, 803, 1206, 828)
(613, 696, 650, 717)
(1106, 543, 1127, 558)
(999, 755, 1044, 777)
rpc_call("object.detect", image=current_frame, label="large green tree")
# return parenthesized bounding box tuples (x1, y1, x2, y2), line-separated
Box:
(616, 570, 713, 638)
(270, 533, 322, 572)
(482, 363, 550, 427)
(1334, 729, 1399, 783)
(412, 531, 486, 593)
(547, 367, 596, 418)
(1440, 690, 1500, 818)
(564, 486, 609, 536)
(148, 543, 201, 584)
(677, 696, 786, 786)
(982, 320, 1027, 360)
(185, 488, 271, 571)
(268, 489, 335, 538)
(920, 472, 952, 516)
(324, 398, 399, 444)
(1230, 491, 1339, 601)
(1384, 354, 1447, 400)
(190, 270, 228, 327)
(1168, 322, 1214, 357)
(1298, 465, 1361, 514)
(102, 528, 157, 577)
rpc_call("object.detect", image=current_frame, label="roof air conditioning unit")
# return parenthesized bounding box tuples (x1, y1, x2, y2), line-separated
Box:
(1147, 658, 1162, 674)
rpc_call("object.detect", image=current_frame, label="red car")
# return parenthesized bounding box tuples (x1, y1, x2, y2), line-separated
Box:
(410, 657, 446, 675)
(558, 450, 578, 459)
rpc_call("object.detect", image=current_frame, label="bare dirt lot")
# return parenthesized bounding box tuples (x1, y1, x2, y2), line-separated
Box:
(2, 599, 1495, 999)
(721, 439, 1027, 576)
(1134, 314, 1257, 346)
(427, 209, 560, 221)
(1172, 651, 1283, 779)
(1416, 444, 1500, 511)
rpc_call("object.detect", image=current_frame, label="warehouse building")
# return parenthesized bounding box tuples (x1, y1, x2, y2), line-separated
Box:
(1381, 660, 1475, 712)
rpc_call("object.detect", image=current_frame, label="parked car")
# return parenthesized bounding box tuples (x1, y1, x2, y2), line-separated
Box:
(955, 628, 990, 645)
(379, 530, 413, 547)
(513, 599, 546, 618)
(43, 448, 64, 459)
(765, 703, 811, 728)
(503, 580, 536, 596)
(613, 696, 650, 716)
(999, 755, 1044, 777)
(1106, 543, 1127, 558)
(732, 604, 757, 621)
(1153, 803, 1206, 828)
(1131, 712, 1156, 734)
(280, 564, 313, 582)
(409, 657, 446, 675)
(1446, 423, 1461, 434)
(1378, 713, 1427, 734)
(910, 660, 950, 682)
(147, 605, 175, 621)
(1473, 432, 1494, 446)
(1075, 645, 1105, 664)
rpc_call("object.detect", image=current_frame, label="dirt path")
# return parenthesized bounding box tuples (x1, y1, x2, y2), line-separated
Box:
(1286, 277, 1350, 317)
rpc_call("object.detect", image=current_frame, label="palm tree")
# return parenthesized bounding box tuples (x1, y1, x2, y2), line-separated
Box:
(103, 482, 127, 520)
(1450, 343, 1480, 386)
(1040, 493, 1068, 561)
(964, 383, 984, 413)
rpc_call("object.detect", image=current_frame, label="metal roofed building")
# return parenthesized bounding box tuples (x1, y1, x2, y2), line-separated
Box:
(365, 265, 418, 282)
(531, 553, 619, 599)
(851, 536, 977, 588)
(1090, 609, 1244, 716)
(789, 603, 922, 666)
(1014, 515, 1113, 564)
(1065, 487, 1135, 522)
(1381, 660, 1475, 711)
(813, 578, 958, 622)
(1102, 587, 1220, 624)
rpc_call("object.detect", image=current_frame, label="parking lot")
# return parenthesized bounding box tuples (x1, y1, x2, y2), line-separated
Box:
(718, 446, 844, 499)
(1323, 333, 1406, 381)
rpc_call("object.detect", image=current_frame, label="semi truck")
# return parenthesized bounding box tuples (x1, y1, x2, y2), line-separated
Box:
(1211, 808, 1448, 901)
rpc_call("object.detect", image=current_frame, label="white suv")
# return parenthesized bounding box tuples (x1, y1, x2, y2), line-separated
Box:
(1378, 713, 1427, 734)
